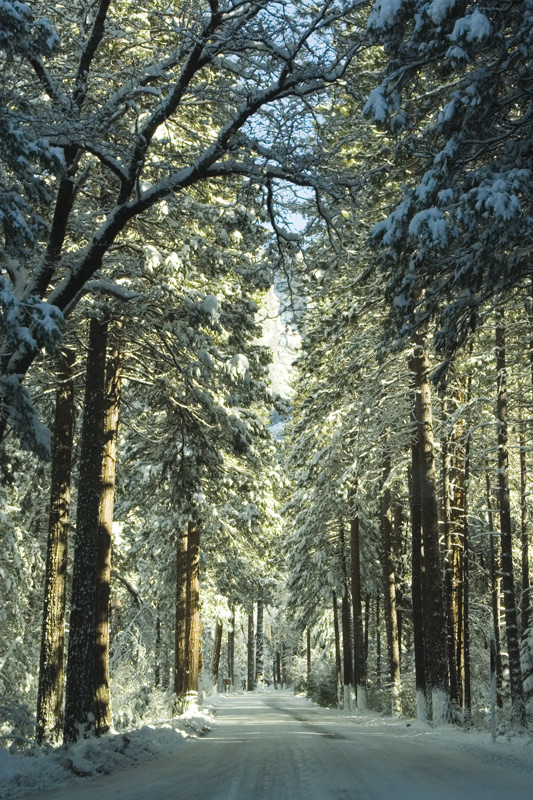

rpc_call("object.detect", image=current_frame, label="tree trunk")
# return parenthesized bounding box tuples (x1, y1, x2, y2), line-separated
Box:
(350, 507, 367, 710)
(212, 621, 223, 690)
(441, 406, 459, 708)
(247, 607, 255, 690)
(409, 334, 450, 722)
(380, 455, 402, 716)
(410, 444, 427, 720)
(186, 520, 201, 706)
(306, 628, 311, 688)
(519, 422, 531, 639)
(255, 597, 264, 684)
(37, 350, 76, 745)
(173, 526, 188, 712)
(228, 606, 235, 690)
(332, 590, 342, 704)
(339, 524, 353, 712)
(486, 471, 503, 707)
(64, 314, 122, 742)
(495, 318, 527, 728)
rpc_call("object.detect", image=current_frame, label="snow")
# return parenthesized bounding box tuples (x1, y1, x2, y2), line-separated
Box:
(2, 691, 532, 800)
(450, 10, 492, 43)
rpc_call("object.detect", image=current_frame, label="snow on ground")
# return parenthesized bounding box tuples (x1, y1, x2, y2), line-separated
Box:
(1, 690, 532, 800)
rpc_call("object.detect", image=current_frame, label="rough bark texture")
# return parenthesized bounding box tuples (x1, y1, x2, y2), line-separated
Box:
(486, 471, 504, 707)
(64, 317, 108, 743)
(495, 320, 527, 729)
(332, 590, 342, 700)
(37, 351, 76, 745)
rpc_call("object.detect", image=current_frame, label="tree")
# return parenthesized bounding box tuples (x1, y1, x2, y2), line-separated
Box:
(0, 0, 366, 455)
(365, 0, 533, 371)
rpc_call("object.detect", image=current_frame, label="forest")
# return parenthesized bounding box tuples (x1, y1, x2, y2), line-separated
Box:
(0, 0, 532, 755)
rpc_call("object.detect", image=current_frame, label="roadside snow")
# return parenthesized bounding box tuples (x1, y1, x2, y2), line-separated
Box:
(1, 691, 532, 800)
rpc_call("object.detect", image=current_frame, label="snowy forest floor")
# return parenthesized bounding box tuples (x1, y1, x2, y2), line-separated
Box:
(1, 689, 533, 800)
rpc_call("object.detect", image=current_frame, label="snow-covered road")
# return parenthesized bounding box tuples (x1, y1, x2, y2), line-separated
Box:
(18, 694, 533, 800)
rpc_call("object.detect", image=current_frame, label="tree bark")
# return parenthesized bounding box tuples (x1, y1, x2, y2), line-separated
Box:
(350, 506, 367, 709)
(409, 335, 450, 722)
(64, 314, 122, 742)
(174, 526, 189, 711)
(36, 350, 76, 745)
(247, 607, 255, 690)
(495, 317, 527, 728)
(185, 520, 201, 706)
(380, 455, 401, 716)
(212, 621, 223, 689)
(486, 471, 503, 707)
(255, 597, 264, 684)
(332, 590, 342, 704)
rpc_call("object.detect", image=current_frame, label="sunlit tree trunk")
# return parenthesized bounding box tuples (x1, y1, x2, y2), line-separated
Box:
(486, 471, 503, 707)
(64, 315, 122, 742)
(332, 590, 342, 705)
(37, 350, 76, 745)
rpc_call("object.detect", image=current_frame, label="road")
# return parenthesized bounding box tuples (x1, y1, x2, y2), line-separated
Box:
(20, 694, 533, 800)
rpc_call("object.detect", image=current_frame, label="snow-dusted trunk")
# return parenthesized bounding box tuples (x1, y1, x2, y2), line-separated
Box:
(350, 510, 367, 710)
(64, 315, 122, 742)
(36, 351, 76, 745)
(380, 456, 402, 717)
(495, 319, 527, 729)
(409, 336, 450, 722)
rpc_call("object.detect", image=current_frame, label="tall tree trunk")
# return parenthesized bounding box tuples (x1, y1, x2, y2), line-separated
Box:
(186, 520, 201, 706)
(462, 432, 471, 721)
(495, 318, 527, 728)
(228, 606, 235, 690)
(409, 336, 450, 722)
(339, 524, 353, 712)
(519, 422, 531, 638)
(441, 405, 458, 708)
(380, 455, 402, 716)
(332, 590, 342, 704)
(255, 596, 264, 684)
(64, 314, 122, 742)
(350, 505, 367, 709)
(486, 471, 503, 707)
(173, 526, 188, 712)
(306, 628, 311, 688)
(212, 621, 223, 690)
(247, 607, 255, 691)
(410, 443, 427, 720)
(37, 350, 76, 745)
